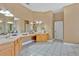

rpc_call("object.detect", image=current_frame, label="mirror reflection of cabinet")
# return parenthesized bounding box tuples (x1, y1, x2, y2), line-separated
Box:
(24, 20, 30, 33)
(6, 17, 14, 33)
(0, 22, 3, 34)
(33, 22, 37, 32)
(7, 23, 13, 33)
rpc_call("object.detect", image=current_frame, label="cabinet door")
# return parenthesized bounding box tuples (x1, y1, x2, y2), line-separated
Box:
(14, 38, 22, 55)
(0, 48, 12, 56)
(36, 34, 48, 42)
(41, 34, 48, 41)
(0, 42, 14, 56)
(36, 34, 42, 42)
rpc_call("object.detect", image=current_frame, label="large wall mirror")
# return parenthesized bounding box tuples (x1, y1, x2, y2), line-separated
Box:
(24, 20, 47, 34)
(0, 9, 18, 35)
(0, 16, 14, 34)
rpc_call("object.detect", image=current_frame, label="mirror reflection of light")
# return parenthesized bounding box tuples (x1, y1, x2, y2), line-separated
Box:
(36, 21, 39, 24)
(39, 21, 42, 24)
(7, 22, 13, 24)
(36, 21, 42, 24)
(30, 22, 33, 24)
(0, 10, 14, 17)
(14, 17, 19, 20)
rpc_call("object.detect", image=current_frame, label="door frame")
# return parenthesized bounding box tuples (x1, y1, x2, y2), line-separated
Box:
(53, 20, 64, 40)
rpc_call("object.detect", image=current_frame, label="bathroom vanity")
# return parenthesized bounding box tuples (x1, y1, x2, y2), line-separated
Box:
(36, 33, 49, 42)
(0, 33, 49, 56)
(0, 36, 22, 56)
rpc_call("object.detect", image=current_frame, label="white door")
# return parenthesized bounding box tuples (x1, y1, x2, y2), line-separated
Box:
(54, 21, 63, 40)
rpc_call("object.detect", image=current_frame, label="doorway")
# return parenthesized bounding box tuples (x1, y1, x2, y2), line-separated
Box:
(54, 21, 64, 40)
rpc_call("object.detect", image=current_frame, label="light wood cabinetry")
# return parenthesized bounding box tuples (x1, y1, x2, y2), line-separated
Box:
(0, 42, 14, 56)
(36, 34, 49, 42)
(0, 47, 12, 56)
(14, 37, 22, 55)
(0, 33, 49, 56)
(0, 37, 22, 56)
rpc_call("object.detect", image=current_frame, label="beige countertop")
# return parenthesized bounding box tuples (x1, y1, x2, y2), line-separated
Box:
(0, 36, 18, 44)
(0, 34, 33, 45)
(0, 33, 48, 44)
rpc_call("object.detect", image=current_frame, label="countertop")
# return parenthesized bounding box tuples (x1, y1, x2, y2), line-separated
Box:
(0, 36, 19, 44)
(0, 33, 48, 44)
(0, 34, 33, 45)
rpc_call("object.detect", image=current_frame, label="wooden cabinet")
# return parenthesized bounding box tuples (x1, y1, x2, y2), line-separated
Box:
(0, 48, 12, 56)
(0, 42, 14, 56)
(36, 34, 49, 42)
(0, 33, 49, 56)
(0, 37, 22, 56)
(14, 37, 22, 55)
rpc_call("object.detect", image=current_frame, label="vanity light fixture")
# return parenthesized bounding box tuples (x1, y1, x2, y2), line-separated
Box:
(36, 21, 42, 24)
(39, 21, 42, 24)
(7, 22, 13, 24)
(30, 22, 33, 24)
(0, 20, 2, 23)
(14, 17, 19, 20)
(36, 21, 39, 24)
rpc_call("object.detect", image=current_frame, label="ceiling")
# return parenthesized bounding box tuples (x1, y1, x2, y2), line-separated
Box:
(23, 3, 72, 13)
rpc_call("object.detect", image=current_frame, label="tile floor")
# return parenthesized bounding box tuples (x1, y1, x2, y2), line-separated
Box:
(18, 39, 79, 56)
